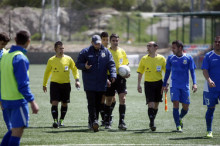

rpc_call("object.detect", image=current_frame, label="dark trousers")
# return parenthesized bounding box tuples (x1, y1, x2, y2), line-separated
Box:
(86, 91, 104, 125)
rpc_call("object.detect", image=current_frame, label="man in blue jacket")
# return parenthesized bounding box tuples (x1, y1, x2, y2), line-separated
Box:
(76, 35, 116, 132)
(0, 30, 39, 146)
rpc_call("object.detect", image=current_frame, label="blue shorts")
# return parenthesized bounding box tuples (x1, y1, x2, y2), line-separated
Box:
(5, 104, 29, 128)
(203, 91, 220, 107)
(170, 87, 190, 104)
(2, 109, 12, 130)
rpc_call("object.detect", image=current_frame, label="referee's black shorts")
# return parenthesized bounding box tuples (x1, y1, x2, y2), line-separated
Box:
(50, 82, 71, 103)
(144, 80, 163, 104)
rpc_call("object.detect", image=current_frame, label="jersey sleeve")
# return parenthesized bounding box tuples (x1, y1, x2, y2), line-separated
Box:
(137, 57, 145, 74)
(13, 54, 34, 102)
(189, 55, 196, 70)
(43, 59, 52, 87)
(165, 55, 172, 70)
(163, 56, 171, 86)
(201, 54, 209, 70)
(70, 58, 80, 80)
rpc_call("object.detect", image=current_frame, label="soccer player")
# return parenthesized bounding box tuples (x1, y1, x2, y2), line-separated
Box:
(43, 41, 80, 128)
(202, 36, 220, 138)
(76, 35, 116, 132)
(105, 33, 130, 130)
(137, 41, 166, 131)
(0, 30, 39, 146)
(100, 32, 116, 126)
(0, 32, 11, 131)
(162, 40, 197, 132)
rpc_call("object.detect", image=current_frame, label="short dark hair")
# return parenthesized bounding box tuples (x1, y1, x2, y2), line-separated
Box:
(0, 32, 10, 42)
(15, 30, 30, 45)
(110, 33, 119, 41)
(54, 41, 63, 48)
(215, 36, 220, 40)
(100, 32, 108, 38)
(172, 40, 183, 49)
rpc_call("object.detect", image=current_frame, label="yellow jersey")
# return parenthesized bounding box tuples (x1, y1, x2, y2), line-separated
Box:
(43, 55, 79, 86)
(108, 47, 129, 74)
(137, 54, 166, 82)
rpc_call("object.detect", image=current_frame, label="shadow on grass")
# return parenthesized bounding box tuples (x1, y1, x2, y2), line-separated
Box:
(28, 125, 88, 129)
(106, 129, 174, 134)
(169, 136, 207, 140)
(45, 128, 92, 133)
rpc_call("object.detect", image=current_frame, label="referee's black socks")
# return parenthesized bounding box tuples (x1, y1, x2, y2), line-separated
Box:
(148, 108, 155, 125)
(60, 106, 68, 120)
(119, 104, 126, 124)
(51, 106, 58, 121)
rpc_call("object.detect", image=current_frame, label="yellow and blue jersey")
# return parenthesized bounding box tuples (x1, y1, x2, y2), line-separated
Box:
(1, 45, 34, 108)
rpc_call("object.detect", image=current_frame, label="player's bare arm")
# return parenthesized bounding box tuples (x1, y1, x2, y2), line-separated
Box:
(203, 69, 216, 87)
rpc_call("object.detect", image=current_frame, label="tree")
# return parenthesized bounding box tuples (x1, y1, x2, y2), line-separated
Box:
(137, 0, 153, 12)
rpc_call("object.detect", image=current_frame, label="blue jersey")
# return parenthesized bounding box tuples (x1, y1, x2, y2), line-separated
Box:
(202, 50, 220, 92)
(163, 54, 196, 90)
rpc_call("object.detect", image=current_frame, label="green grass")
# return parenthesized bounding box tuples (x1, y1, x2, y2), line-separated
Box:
(0, 65, 220, 145)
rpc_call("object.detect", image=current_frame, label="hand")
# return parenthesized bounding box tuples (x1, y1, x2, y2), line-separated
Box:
(124, 74, 130, 78)
(107, 79, 111, 87)
(137, 85, 142, 93)
(85, 61, 92, 69)
(75, 81, 80, 89)
(161, 86, 168, 94)
(208, 79, 216, 88)
(43, 86, 47, 93)
(111, 78, 115, 83)
(30, 101, 39, 114)
(192, 84, 197, 93)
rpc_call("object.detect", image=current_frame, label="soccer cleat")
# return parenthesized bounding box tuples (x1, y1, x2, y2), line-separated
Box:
(92, 121, 99, 132)
(149, 123, 156, 131)
(179, 119, 183, 129)
(118, 122, 127, 130)
(206, 131, 213, 138)
(105, 123, 111, 129)
(101, 120, 105, 126)
(110, 115, 114, 126)
(176, 126, 182, 132)
(88, 123, 92, 130)
(52, 120, 59, 128)
(58, 119, 64, 127)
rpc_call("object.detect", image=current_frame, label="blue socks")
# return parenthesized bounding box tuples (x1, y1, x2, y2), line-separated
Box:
(8, 136, 21, 146)
(180, 108, 188, 119)
(173, 108, 189, 127)
(173, 108, 180, 127)
(1, 130, 12, 146)
(206, 108, 215, 131)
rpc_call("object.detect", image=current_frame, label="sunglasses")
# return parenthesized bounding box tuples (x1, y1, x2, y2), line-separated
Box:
(147, 45, 153, 47)
(215, 41, 220, 43)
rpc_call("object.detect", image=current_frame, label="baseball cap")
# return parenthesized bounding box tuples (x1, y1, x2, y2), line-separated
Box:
(92, 35, 101, 44)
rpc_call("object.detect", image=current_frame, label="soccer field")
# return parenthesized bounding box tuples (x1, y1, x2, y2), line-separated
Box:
(0, 65, 220, 145)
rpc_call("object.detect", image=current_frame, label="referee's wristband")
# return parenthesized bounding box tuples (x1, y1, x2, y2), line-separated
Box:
(75, 79, 79, 82)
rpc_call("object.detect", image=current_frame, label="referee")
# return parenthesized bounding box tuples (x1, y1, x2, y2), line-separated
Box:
(137, 41, 166, 131)
(43, 41, 80, 128)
